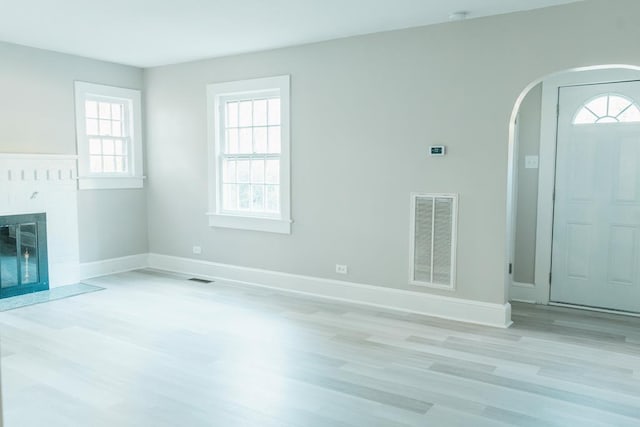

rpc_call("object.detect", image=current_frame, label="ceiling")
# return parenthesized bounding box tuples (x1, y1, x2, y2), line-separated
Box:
(0, 0, 582, 68)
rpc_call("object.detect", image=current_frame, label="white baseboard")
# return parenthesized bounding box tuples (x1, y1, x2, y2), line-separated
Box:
(147, 253, 512, 328)
(79, 254, 148, 280)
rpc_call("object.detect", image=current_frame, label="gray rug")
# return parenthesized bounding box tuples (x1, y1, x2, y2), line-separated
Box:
(0, 283, 104, 312)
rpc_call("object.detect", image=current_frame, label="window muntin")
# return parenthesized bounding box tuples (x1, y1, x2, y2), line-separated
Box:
(573, 93, 640, 124)
(207, 75, 291, 234)
(219, 95, 281, 216)
(85, 98, 130, 174)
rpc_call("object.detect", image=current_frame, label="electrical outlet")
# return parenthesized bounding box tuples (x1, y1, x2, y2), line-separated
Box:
(335, 264, 348, 274)
(192, 246, 202, 255)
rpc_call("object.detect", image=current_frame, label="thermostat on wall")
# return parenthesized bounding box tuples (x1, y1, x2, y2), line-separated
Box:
(429, 146, 446, 156)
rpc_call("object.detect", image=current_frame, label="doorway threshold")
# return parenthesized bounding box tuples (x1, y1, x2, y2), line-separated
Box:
(548, 301, 640, 318)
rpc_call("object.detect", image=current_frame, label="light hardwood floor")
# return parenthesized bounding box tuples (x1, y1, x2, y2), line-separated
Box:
(1, 270, 639, 426)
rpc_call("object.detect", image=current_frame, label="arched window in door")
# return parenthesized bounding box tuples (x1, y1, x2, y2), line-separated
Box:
(573, 93, 640, 124)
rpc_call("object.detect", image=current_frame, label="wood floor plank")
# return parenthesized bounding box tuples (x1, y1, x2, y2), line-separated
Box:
(1, 270, 639, 426)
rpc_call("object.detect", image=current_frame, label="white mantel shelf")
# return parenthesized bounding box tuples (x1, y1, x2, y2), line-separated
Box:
(0, 153, 78, 160)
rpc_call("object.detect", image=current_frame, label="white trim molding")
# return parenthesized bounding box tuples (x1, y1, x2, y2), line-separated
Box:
(148, 253, 512, 328)
(510, 67, 640, 305)
(206, 212, 292, 234)
(206, 75, 292, 234)
(79, 254, 149, 280)
(74, 81, 144, 190)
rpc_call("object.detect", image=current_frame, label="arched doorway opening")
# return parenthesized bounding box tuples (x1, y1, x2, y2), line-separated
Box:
(506, 65, 640, 314)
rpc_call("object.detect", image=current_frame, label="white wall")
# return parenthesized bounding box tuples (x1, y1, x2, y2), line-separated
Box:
(0, 42, 148, 262)
(144, 0, 640, 305)
(513, 84, 542, 284)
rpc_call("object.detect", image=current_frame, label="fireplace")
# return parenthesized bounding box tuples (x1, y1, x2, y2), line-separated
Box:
(0, 213, 49, 298)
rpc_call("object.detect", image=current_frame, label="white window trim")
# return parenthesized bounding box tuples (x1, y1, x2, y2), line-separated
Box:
(74, 81, 144, 190)
(206, 75, 292, 234)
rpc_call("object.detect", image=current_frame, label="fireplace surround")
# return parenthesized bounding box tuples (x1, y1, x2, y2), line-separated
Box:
(0, 212, 49, 298)
(1, 153, 80, 288)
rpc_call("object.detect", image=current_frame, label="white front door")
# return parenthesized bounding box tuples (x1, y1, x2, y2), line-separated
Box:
(550, 80, 640, 312)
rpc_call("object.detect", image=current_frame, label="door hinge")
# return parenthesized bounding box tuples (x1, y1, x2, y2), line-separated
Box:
(552, 189, 556, 202)
(556, 103, 560, 117)
(509, 263, 513, 275)
(549, 272, 552, 284)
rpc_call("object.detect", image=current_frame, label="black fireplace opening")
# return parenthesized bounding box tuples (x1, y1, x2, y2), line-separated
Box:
(0, 213, 49, 298)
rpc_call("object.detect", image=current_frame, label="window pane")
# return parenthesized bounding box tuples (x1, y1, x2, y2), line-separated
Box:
(268, 98, 281, 125)
(266, 185, 280, 212)
(574, 108, 597, 124)
(253, 99, 268, 126)
(585, 96, 607, 117)
(85, 101, 98, 118)
(223, 184, 238, 210)
(254, 127, 267, 153)
(111, 120, 122, 137)
(238, 184, 251, 209)
(111, 104, 122, 120)
(239, 128, 252, 153)
(252, 185, 265, 211)
(103, 139, 115, 155)
(86, 119, 98, 135)
(226, 102, 238, 128)
(89, 138, 102, 155)
(609, 95, 632, 117)
(99, 102, 112, 119)
(90, 156, 103, 173)
(223, 159, 237, 183)
(115, 156, 125, 172)
(251, 159, 265, 184)
(99, 120, 111, 136)
(114, 140, 123, 155)
(265, 159, 280, 184)
(268, 126, 281, 153)
(237, 160, 250, 183)
(103, 156, 115, 172)
(239, 101, 252, 127)
(618, 105, 640, 123)
(227, 129, 239, 154)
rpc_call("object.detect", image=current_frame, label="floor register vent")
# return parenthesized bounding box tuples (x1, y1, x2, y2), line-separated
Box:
(409, 193, 458, 290)
(188, 278, 214, 284)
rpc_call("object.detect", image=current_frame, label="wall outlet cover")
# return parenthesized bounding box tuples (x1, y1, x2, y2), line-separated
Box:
(429, 146, 446, 157)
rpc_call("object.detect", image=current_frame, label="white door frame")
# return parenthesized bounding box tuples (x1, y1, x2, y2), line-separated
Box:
(509, 66, 640, 304)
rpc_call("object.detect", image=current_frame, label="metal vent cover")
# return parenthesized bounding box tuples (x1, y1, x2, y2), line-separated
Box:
(188, 278, 214, 284)
(409, 193, 458, 290)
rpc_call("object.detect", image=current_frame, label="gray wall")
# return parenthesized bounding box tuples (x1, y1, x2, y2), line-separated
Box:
(0, 42, 148, 262)
(514, 84, 542, 284)
(144, 0, 640, 305)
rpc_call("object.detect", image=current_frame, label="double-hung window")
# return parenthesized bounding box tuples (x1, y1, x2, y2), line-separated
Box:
(207, 75, 291, 234)
(74, 82, 144, 189)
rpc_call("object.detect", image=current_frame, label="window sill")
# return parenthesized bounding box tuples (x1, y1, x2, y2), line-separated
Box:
(207, 212, 292, 234)
(78, 176, 145, 190)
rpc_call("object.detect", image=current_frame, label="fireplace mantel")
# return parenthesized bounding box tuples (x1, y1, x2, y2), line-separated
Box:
(0, 153, 80, 286)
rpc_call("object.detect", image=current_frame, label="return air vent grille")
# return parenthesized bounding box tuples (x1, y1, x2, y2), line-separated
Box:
(409, 193, 458, 290)
(188, 278, 214, 284)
